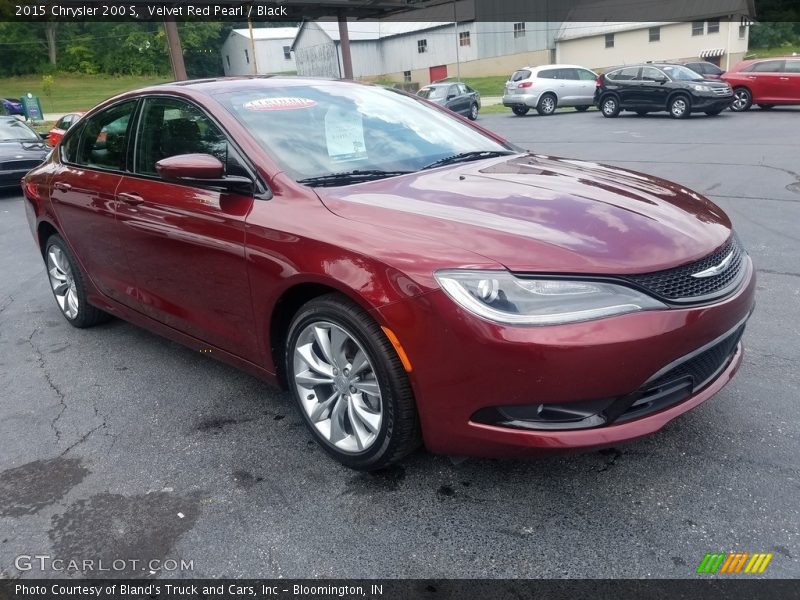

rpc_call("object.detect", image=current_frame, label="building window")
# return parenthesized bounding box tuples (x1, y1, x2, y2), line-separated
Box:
(649, 26, 660, 42)
(403, 70, 412, 83)
(226, 55, 230, 69)
(605, 33, 614, 48)
(283, 46, 291, 60)
(244, 49, 249, 64)
(692, 21, 704, 36)
(459, 31, 470, 46)
(739, 24, 747, 39)
(417, 39, 427, 53)
(513, 22, 525, 38)
(707, 19, 720, 34)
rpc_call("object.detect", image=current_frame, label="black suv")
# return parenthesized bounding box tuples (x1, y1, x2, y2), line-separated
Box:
(595, 63, 733, 118)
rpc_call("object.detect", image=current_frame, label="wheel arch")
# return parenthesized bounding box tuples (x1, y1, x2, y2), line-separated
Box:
(37, 220, 60, 257)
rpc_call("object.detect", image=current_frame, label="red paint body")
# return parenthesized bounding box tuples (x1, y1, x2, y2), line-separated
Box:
(23, 78, 755, 458)
(722, 57, 800, 106)
(47, 112, 84, 147)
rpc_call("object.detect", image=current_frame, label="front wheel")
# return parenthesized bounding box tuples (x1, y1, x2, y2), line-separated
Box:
(668, 94, 691, 119)
(731, 88, 752, 112)
(468, 103, 479, 120)
(536, 94, 557, 116)
(511, 105, 529, 116)
(285, 294, 421, 470)
(600, 95, 620, 118)
(45, 235, 111, 328)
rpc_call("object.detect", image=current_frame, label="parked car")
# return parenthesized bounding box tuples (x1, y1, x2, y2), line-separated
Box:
(595, 63, 734, 118)
(0, 116, 49, 190)
(721, 56, 800, 112)
(2, 98, 24, 117)
(417, 82, 480, 120)
(23, 78, 754, 470)
(47, 112, 84, 147)
(503, 65, 596, 116)
(681, 61, 725, 79)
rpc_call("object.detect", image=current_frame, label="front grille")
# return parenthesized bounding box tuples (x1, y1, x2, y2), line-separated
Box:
(712, 87, 733, 97)
(622, 236, 745, 304)
(0, 159, 42, 171)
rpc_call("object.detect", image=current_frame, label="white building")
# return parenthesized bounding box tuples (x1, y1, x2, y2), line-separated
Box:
(221, 27, 299, 76)
(291, 19, 560, 85)
(555, 0, 753, 71)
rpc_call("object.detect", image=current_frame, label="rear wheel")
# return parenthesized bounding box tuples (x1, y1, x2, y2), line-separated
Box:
(600, 95, 620, 118)
(45, 235, 111, 328)
(536, 93, 557, 116)
(731, 88, 752, 112)
(285, 294, 421, 470)
(511, 105, 529, 116)
(575, 105, 590, 112)
(468, 103, 479, 120)
(668, 94, 691, 119)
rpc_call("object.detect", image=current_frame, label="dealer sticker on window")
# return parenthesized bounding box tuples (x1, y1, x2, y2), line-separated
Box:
(243, 97, 317, 111)
(324, 107, 367, 162)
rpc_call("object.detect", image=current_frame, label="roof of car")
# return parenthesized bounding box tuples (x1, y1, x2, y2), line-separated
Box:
(140, 76, 374, 96)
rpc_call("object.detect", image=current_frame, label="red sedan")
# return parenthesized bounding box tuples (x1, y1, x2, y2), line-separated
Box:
(722, 56, 800, 111)
(46, 112, 84, 147)
(22, 78, 755, 470)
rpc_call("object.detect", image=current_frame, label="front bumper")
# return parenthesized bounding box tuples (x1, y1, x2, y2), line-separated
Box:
(375, 256, 755, 457)
(691, 94, 734, 111)
(0, 169, 29, 190)
(502, 93, 540, 108)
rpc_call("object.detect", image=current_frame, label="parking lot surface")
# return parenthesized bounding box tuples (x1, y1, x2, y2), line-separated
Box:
(1, 108, 798, 579)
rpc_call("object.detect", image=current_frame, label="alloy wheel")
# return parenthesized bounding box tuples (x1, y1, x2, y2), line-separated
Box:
(602, 98, 617, 116)
(292, 321, 383, 453)
(540, 96, 555, 114)
(671, 98, 687, 118)
(732, 89, 751, 111)
(47, 246, 78, 319)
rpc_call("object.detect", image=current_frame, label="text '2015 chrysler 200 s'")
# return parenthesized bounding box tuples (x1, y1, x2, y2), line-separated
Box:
(22, 78, 755, 470)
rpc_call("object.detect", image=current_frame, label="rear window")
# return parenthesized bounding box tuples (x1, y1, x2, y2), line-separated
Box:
(538, 69, 560, 79)
(418, 86, 447, 100)
(510, 70, 531, 82)
(607, 67, 640, 81)
(751, 60, 784, 73)
(785, 60, 800, 73)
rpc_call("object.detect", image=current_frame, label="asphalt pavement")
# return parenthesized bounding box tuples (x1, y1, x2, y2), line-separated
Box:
(0, 106, 798, 579)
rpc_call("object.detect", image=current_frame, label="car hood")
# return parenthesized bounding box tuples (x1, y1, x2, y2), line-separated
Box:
(0, 139, 49, 159)
(315, 154, 732, 275)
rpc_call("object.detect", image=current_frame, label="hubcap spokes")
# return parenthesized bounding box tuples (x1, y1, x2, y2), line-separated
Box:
(47, 247, 78, 319)
(293, 321, 382, 453)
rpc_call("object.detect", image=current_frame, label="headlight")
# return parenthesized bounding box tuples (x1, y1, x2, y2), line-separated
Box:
(435, 270, 666, 326)
(691, 84, 711, 92)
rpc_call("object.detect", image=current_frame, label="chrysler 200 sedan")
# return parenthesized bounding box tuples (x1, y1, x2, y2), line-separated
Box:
(22, 77, 755, 470)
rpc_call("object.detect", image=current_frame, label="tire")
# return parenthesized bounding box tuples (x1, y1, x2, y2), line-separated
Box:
(705, 109, 723, 116)
(536, 93, 557, 116)
(285, 293, 421, 470)
(731, 87, 752, 112)
(668, 94, 691, 119)
(600, 95, 620, 118)
(511, 106, 529, 116)
(758, 104, 774, 110)
(468, 103, 479, 120)
(44, 235, 111, 328)
(575, 105, 590, 112)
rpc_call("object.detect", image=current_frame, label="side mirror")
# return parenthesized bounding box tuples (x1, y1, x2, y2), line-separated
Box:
(155, 153, 253, 193)
(658, 77, 668, 84)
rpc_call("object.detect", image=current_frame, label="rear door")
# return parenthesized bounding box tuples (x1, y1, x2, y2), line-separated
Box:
(557, 68, 581, 105)
(49, 100, 138, 306)
(607, 67, 642, 107)
(783, 59, 800, 102)
(114, 95, 259, 359)
(748, 60, 786, 102)
(575, 68, 597, 105)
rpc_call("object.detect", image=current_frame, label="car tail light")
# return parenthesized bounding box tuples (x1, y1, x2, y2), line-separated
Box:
(595, 76, 602, 87)
(517, 81, 533, 89)
(23, 179, 41, 202)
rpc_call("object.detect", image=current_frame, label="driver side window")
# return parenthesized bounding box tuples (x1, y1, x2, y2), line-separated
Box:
(135, 97, 228, 176)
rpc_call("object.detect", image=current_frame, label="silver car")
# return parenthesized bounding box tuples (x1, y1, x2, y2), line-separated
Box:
(502, 64, 597, 116)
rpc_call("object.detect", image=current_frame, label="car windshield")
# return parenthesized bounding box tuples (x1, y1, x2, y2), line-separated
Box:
(0, 119, 40, 141)
(660, 65, 705, 81)
(215, 83, 511, 182)
(417, 86, 447, 100)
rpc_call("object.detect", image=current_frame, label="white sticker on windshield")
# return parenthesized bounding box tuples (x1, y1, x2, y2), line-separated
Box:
(243, 97, 316, 111)
(324, 107, 367, 162)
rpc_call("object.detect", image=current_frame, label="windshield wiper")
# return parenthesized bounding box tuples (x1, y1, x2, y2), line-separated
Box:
(298, 169, 412, 187)
(421, 150, 515, 170)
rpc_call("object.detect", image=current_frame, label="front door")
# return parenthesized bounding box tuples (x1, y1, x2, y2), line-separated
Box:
(114, 96, 259, 360)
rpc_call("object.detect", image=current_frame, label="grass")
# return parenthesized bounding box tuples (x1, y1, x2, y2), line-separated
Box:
(746, 45, 800, 58)
(0, 73, 170, 114)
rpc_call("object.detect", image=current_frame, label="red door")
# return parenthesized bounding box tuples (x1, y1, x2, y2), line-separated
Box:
(114, 96, 259, 360)
(429, 65, 447, 83)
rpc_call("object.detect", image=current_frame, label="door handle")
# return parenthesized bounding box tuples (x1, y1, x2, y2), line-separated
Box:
(117, 192, 144, 206)
(53, 181, 71, 192)
(779, 77, 790, 80)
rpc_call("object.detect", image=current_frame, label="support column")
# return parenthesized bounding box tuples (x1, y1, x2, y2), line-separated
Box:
(338, 11, 353, 79)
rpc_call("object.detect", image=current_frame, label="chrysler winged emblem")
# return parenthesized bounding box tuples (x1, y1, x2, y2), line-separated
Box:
(691, 251, 734, 278)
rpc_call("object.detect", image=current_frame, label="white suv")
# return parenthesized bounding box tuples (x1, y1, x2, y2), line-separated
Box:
(502, 65, 598, 116)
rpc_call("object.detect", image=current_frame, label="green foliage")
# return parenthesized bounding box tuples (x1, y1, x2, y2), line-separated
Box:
(41, 74, 54, 101)
(749, 22, 800, 49)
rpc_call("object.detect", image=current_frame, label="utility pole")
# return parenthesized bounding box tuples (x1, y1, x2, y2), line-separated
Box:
(337, 10, 353, 79)
(248, 17, 259, 75)
(453, 1, 461, 81)
(164, 20, 187, 81)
